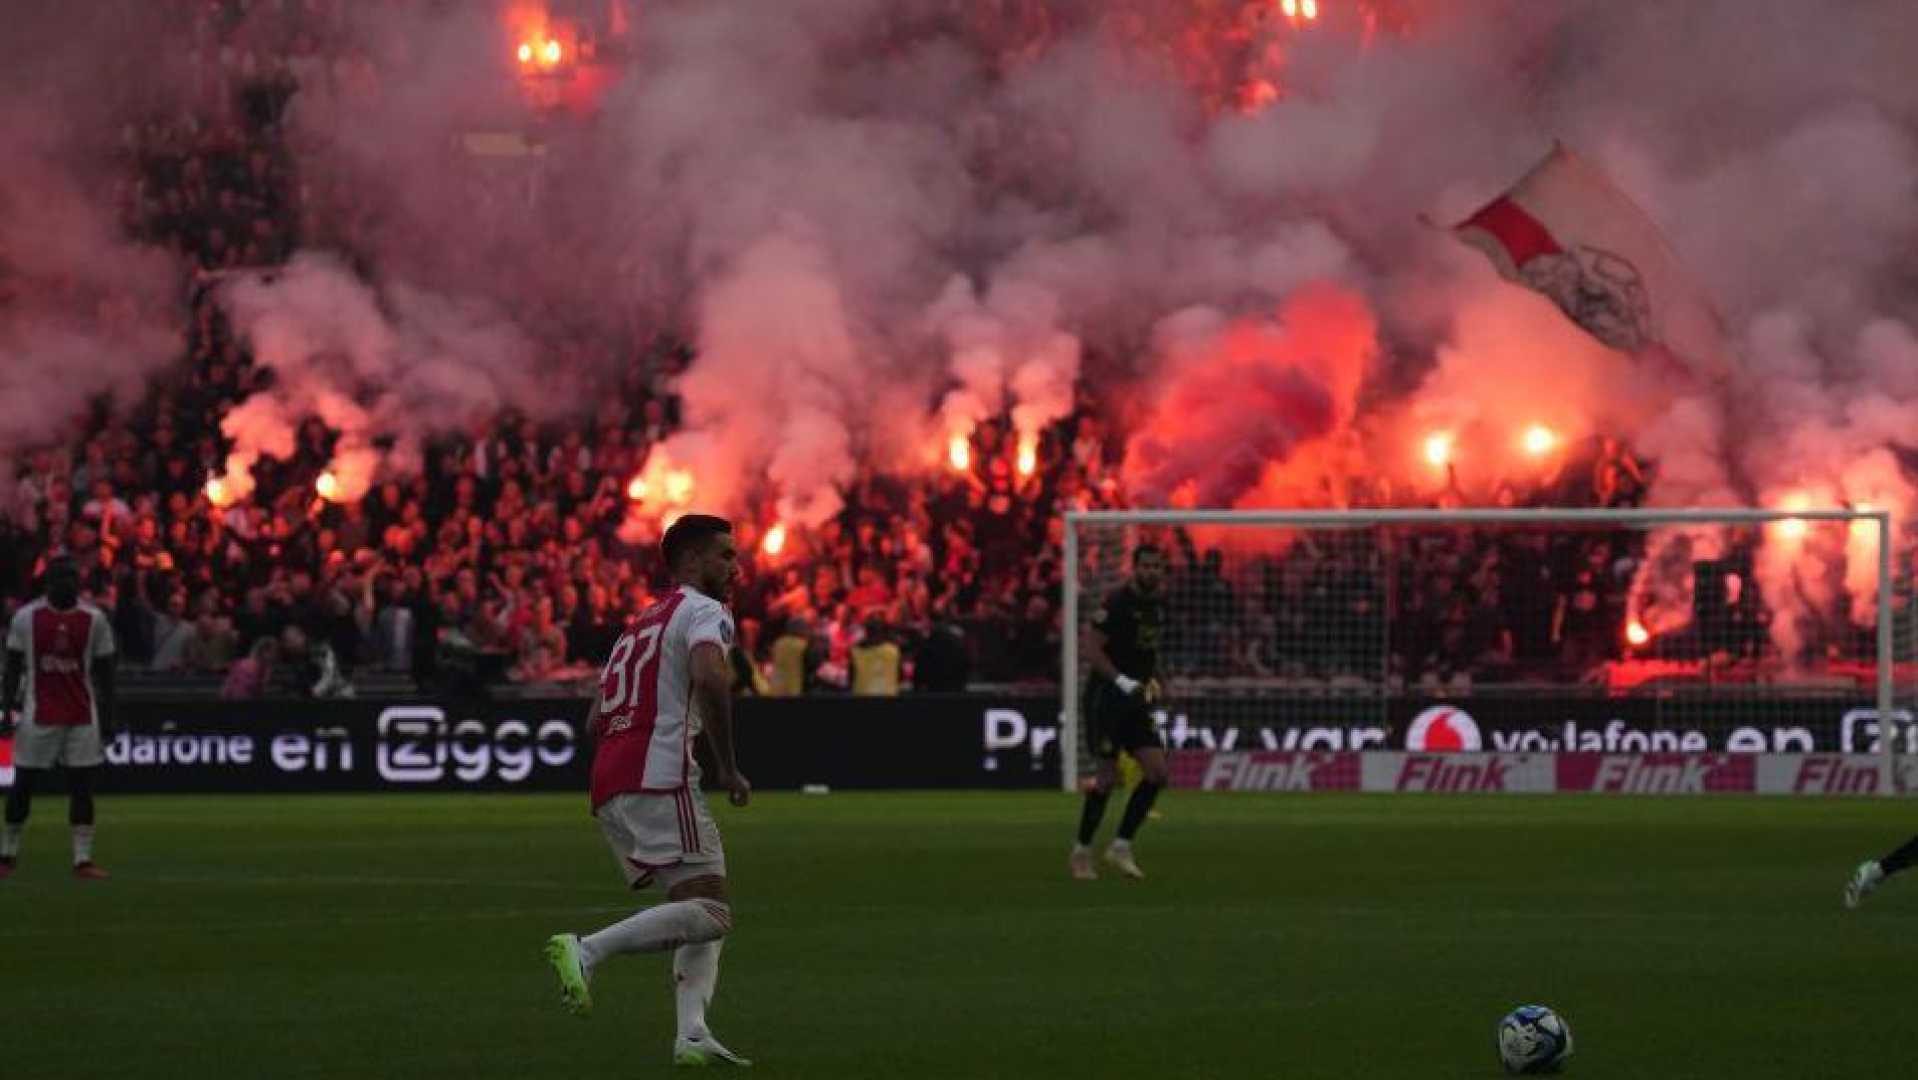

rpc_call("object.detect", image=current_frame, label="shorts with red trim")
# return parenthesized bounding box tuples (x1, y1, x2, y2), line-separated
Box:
(595, 787, 726, 890)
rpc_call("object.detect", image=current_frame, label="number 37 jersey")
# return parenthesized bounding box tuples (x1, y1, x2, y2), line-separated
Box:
(590, 585, 735, 811)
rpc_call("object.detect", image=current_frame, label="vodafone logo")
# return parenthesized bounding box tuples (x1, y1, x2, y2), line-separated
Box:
(1405, 706, 1483, 752)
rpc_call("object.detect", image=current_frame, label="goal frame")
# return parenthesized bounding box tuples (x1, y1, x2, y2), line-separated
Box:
(1061, 507, 1896, 793)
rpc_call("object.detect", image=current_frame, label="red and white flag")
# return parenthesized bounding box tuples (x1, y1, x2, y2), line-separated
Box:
(1449, 144, 1725, 374)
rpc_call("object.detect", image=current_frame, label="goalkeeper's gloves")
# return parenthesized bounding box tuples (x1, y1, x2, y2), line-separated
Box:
(1113, 675, 1142, 696)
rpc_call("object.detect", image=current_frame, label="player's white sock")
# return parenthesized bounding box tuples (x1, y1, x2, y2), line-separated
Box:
(578, 899, 731, 972)
(72, 826, 94, 866)
(674, 940, 723, 1039)
(1, 823, 21, 859)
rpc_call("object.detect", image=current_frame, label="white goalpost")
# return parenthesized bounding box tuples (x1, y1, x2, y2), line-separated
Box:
(1061, 507, 1901, 796)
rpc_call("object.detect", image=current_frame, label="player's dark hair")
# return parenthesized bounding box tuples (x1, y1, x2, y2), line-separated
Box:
(44, 554, 80, 607)
(662, 514, 733, 571)
(1133, 543, 1166, 562)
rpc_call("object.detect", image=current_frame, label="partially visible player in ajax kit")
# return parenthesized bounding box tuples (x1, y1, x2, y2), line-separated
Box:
(1, 556, 117, 881)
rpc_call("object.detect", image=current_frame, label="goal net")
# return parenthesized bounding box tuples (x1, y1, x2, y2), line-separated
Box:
(1061, 508, 1902, 794)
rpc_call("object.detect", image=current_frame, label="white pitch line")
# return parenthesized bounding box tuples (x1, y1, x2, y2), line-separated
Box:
(123, 873, 603, 892)
(0, 902, 637, 939)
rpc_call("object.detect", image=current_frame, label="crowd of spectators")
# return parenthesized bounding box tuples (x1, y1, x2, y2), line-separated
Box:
(0, 314, 1690, 702)
(1, 0, 1877, 703)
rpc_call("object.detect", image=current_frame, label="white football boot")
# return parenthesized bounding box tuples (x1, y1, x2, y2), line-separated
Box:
(1069, 846, 1097, 881)
(674, 1031, 752, 1067)
(1846, 860, 1886, 909)
(1103, 840, 1145, 880)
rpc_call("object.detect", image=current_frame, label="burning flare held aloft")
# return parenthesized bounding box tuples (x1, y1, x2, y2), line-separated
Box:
(517, 39, 563, 67)
(1521, 424, 1559, 459)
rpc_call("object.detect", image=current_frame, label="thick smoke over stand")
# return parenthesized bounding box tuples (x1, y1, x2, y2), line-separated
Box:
(12, 1, 1918, 660)
(215, 254, 562, 502)
(928, 275, 1081, 462)
(0, 6, 184, 479)
(1126, 286, 1372, 508)
(285, 0, 1918, 657)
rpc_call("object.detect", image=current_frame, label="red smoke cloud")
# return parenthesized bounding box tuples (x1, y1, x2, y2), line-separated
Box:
(1124, 285, 1375, 508)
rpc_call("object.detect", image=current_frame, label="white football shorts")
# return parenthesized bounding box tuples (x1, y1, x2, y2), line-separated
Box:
(11, 719, 105, 770)
(596, 787, 726, 890)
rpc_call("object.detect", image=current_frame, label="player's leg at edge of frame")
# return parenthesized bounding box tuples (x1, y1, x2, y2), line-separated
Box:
(1846, 833, 1918, 908)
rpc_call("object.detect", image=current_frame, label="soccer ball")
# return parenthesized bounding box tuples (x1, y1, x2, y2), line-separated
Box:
(1496, 1004, 1573, 1074)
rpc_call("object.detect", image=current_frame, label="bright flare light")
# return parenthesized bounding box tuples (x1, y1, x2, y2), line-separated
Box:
(626, 475, 647, 501)
(541, 39, 562, 65)
(1301, 0, 1319, 19)
(204, 477, 231, 507)
(1772, 493, 1812, 543)
(762, 523, 788, 557)
(948, 435, 971, 473)
(664, 470, 695, 505)
(1625, 620, 1650, 647)
(1521, 424, 1558, 458)
(516, 42, 533, 64)
(1281, 0, 1299, 16)
(315, 471, 341, 502)
(1849, 503, 1878, 540)
(1422, 432, 1454, 470)
(1016, 435, 1037, 478)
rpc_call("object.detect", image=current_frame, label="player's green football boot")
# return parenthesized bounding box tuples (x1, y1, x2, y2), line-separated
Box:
(543, 933, 593, 1016)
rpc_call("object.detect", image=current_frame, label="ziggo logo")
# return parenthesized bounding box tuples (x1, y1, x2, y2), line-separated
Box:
(377, 707, 576, 784)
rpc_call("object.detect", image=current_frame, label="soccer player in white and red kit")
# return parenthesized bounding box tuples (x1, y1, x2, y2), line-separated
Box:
(1, 556, 118, 880)
(544, 514, 753, 1067)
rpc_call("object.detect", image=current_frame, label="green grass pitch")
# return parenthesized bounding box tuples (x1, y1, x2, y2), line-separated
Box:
(4, 791, 1915, 1078)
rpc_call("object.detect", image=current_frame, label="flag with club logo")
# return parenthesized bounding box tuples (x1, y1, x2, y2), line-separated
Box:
(1448, 143, 1726, 376)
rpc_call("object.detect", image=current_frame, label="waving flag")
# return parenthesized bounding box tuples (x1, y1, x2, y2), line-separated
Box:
(1450, 144, 1725, 374)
